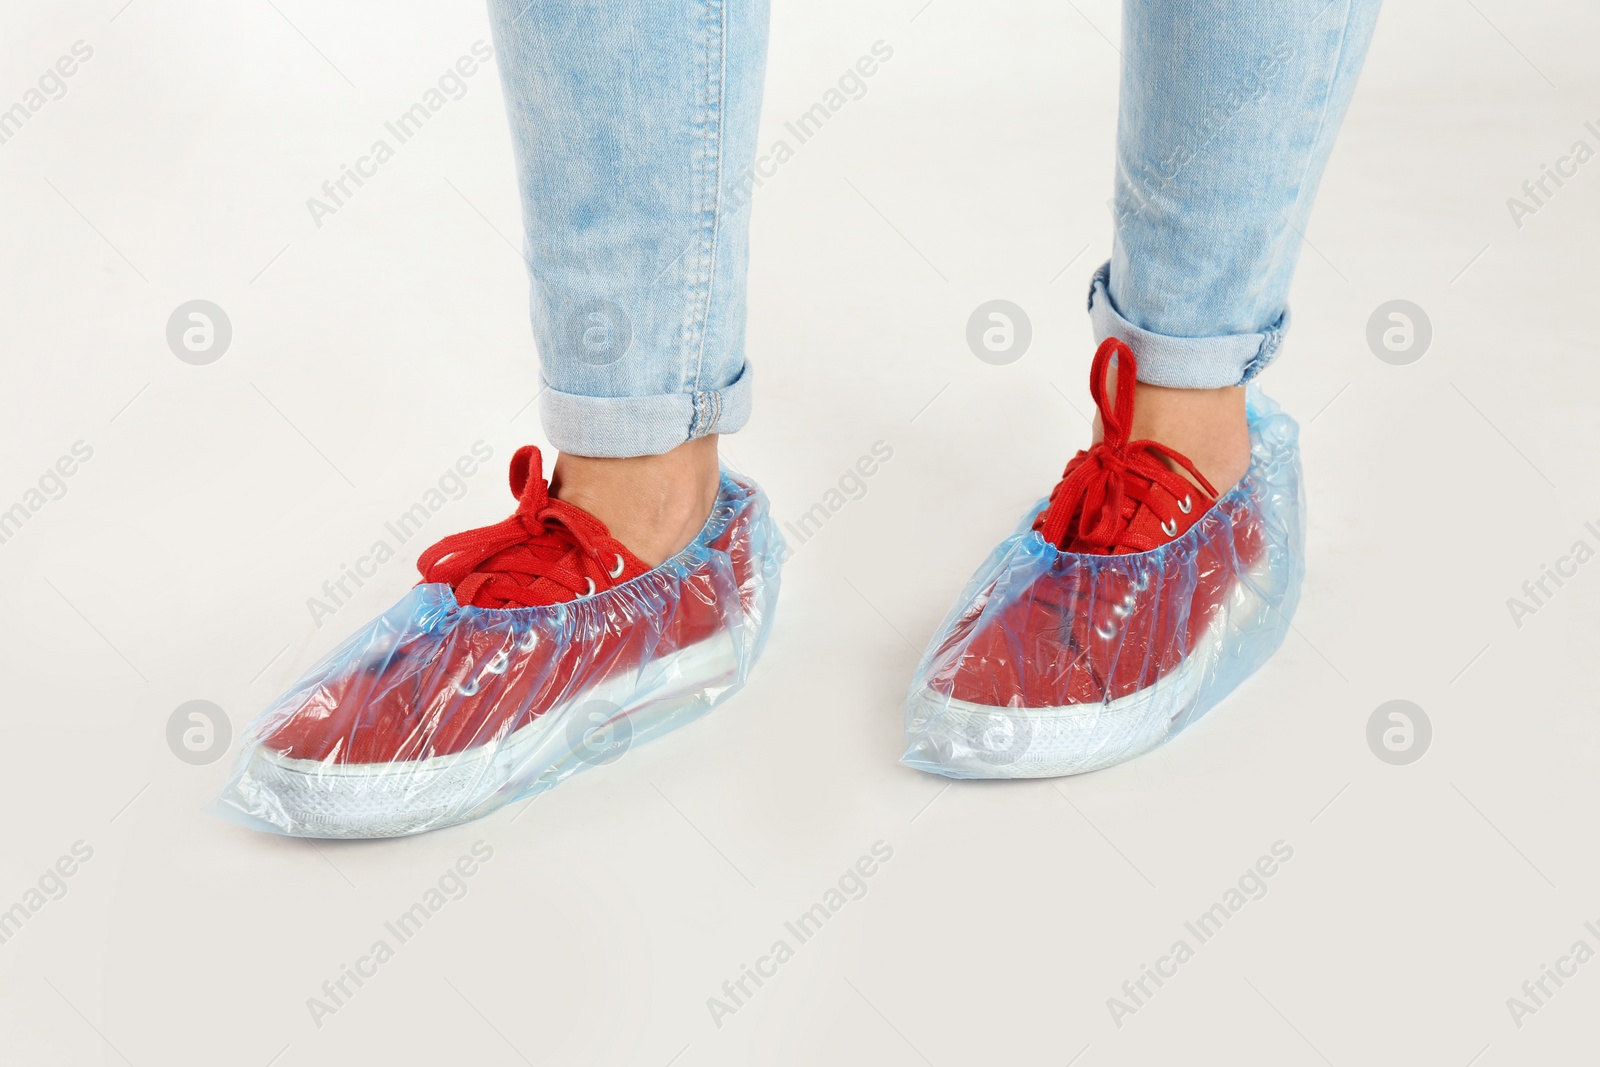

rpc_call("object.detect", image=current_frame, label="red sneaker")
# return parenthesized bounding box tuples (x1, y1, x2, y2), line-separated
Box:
(220, 445, 781, 837)
(901, 338, 1301, 777)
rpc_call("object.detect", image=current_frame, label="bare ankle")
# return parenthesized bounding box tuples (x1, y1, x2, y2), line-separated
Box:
(1095, 380, 1252, 496)
(550, 436, 720, 566)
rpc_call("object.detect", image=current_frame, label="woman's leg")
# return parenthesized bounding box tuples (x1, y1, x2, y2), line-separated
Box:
(897, 1, 1386, 780)
(486, 0, 769, 561)
(1091, 0, 1383, 489)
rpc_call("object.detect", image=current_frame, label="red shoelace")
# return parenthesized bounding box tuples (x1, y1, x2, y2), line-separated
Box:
(1035, 338, 1219, 554)
(417, 445, 634, 608)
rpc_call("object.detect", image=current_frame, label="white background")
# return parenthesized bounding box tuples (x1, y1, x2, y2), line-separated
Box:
(2, 0, 1598, 1063)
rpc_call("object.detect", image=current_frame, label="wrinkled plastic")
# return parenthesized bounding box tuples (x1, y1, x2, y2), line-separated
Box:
(901, 387, 1304, 778)
(215, 471, 783, 838)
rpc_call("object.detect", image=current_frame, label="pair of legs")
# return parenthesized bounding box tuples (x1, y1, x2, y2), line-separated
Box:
(217, 2, 1386, 834)
(488, 0, 1382, 556)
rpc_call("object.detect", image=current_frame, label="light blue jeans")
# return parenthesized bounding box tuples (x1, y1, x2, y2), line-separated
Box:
(489, 0, 1381, 457)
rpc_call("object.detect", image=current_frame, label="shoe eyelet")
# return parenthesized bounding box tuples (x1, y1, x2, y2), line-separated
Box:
(608, 553, 625, 579)
(517, 629, 538, 652)
(1161, 517, 1178, 537)
(1178, 494, 1193, 514)
(583, 577, 596, 597)
(457, 676, 480, 697)
(1095, 622, 1117, 640)
(484, 650, 509, 676)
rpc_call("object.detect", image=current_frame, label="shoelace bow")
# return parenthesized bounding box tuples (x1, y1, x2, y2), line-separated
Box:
(1036, 338, 1219, 554)
(416, 445, 626, 608)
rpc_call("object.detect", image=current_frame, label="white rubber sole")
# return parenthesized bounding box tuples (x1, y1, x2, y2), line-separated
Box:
(906, 551, 1278, 778)
(236, 630, 738, 838)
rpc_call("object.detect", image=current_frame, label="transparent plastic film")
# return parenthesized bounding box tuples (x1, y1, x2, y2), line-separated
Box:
(215, 472, 783, 838)
(901, 387, 1304, 778)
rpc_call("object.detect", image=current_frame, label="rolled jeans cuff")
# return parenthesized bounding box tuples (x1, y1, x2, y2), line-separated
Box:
(1087, 262, 1288, 389)
(538, 362, 754, 458)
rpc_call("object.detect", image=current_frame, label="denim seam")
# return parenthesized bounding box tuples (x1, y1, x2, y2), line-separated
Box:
(1240, 311, 1288, 383)
(702, 0, 728, 397)
(1087, 261, 1109, 313)
(1272, 2, 1354, 289)
(681, 0, 726, 411)
(689, 389, 723, 438)
(681, 4, 709, 391)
